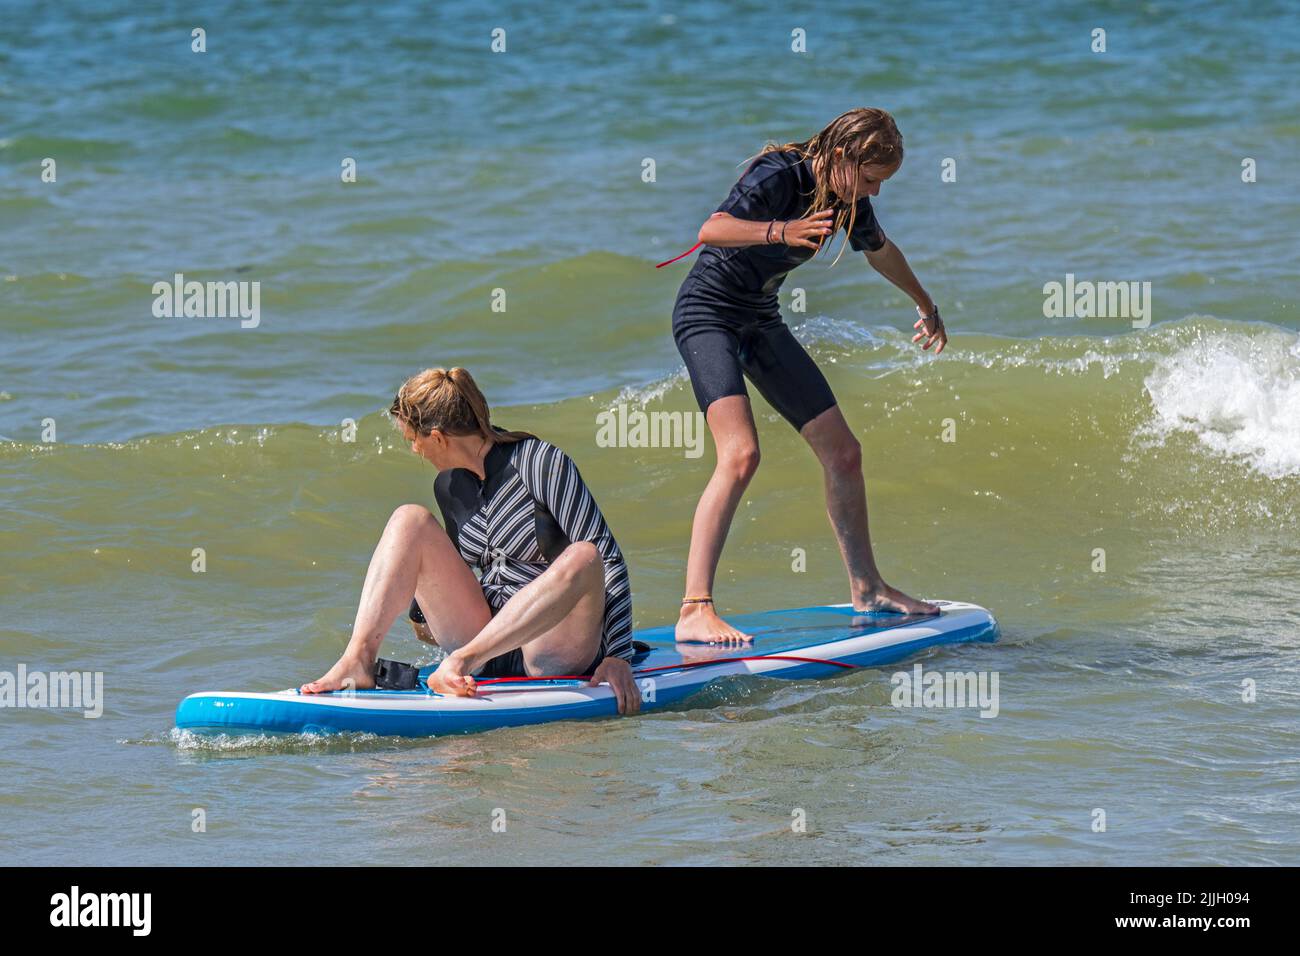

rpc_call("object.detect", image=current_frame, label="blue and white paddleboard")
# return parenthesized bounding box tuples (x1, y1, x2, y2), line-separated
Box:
(175, 601, 997, 737)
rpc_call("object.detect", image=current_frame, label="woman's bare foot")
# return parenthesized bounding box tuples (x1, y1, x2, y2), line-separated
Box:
(674, 602, 753, 645)
(300, 654, 375, 694)
(854, 583, 940, 616)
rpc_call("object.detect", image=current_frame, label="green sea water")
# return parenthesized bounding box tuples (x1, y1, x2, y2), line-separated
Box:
(2, 0, 1299, 864)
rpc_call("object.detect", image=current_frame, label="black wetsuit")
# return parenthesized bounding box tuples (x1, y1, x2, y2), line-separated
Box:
(409, 436, 634, 678)
(672, 148, 888, 430)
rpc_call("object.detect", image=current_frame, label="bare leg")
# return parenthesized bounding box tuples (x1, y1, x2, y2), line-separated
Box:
(301, 505, 491, 693)
(675, 395, 758, 644)
(800, 406, 938, 615)
(447, 541, 606, 676)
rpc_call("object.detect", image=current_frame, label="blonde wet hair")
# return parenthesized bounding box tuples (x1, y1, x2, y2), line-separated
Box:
(389, 367, 533, 443)
(755, 107, 903, 266)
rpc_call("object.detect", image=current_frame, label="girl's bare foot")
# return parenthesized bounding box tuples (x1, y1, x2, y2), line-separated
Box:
(674, 602, 753, 646)
(300, 654, 375, 694)
(854, 583, 939, 616)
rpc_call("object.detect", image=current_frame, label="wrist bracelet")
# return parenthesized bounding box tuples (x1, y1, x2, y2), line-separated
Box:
(765, 220, 776, 244)
(780, 221, 789, 244)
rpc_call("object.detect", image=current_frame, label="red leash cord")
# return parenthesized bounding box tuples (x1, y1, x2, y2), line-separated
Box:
(654, 241, 704, 268)
(655, 155, 772, 269)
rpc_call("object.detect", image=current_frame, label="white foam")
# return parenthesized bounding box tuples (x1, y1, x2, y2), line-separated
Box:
(1143, 329, 1300, 479)
(611, 367, 689, 409)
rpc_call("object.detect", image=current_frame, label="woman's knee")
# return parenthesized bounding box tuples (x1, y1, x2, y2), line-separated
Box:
(556, 540, 603, 584)
(387, 503, 441, 537)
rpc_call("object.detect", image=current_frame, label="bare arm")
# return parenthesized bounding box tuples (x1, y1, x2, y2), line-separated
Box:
(699, 210, 834, 250)
(865, 239, 947, 354)
(864, 238, 934, 314)
(698, 212, 769, 247)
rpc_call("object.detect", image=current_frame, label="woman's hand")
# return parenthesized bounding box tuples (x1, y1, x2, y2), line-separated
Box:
(426, 652, 477, 697)
(779, 209, 835, 250)
(588, 657, 641, 715)
(912, 304, 948, 354)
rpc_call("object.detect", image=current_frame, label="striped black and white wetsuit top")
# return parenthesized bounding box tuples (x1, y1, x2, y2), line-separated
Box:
(425, 435, 634, 665)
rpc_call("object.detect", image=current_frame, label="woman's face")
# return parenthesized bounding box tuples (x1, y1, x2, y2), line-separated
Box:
(400, 420, 449, 468)
(831, 159, 899, 200)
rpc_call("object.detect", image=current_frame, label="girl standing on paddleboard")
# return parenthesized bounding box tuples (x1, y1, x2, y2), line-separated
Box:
(668, 107, 945, 644)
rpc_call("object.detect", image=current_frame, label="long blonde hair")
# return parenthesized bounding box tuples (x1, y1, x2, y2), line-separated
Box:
(389, 367, 533, 443)
(755, 107, 903, 266)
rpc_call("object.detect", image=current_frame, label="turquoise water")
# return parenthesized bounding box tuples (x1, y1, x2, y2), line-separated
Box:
(2, 0, 1299, 865)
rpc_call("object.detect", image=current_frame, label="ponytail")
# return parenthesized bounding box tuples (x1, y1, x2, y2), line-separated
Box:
(390, 367, 534, 443)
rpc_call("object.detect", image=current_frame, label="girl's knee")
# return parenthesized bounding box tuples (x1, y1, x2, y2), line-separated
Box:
(719, 443, 761, 485)
(826, 436, 862, 476)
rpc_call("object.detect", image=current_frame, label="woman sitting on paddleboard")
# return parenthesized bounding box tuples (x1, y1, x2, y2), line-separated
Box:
(302, 367, 640, 713)
(670, 107, 944, 644)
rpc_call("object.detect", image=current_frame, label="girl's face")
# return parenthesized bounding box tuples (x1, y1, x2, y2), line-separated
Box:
(831, 160, 899, 200)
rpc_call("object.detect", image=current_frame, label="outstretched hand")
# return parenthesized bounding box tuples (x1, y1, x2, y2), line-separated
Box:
(913, 305, 948, 354)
